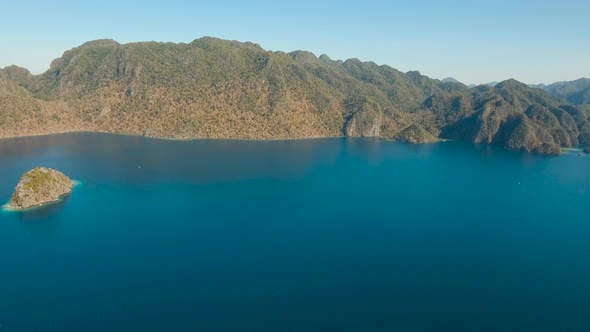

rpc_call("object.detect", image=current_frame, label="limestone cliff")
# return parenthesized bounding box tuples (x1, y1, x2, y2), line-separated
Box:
(1, 37, 589, 154)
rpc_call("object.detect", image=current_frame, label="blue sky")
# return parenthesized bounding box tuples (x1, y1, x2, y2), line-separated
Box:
(1, 0, 588, 85)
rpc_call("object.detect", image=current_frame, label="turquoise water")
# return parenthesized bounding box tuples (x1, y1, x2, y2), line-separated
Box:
(1, 133, 589, 331)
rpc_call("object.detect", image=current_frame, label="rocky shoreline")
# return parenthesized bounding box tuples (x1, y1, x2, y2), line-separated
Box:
(9, 167, 73, 209)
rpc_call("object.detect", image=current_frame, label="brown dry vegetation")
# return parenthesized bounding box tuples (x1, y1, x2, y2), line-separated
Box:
(1, 37, 589, 154)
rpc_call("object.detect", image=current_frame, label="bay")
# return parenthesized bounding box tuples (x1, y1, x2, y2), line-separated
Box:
(1, 133, 589, 331)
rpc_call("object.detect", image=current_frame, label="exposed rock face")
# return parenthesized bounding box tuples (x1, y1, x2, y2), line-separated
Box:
(9, 167, 73, 209)
(584, 147, 590, 153)
(1, 38, 589, 154)
(395, 124, 438, 143)
(343, 108, 382, 137)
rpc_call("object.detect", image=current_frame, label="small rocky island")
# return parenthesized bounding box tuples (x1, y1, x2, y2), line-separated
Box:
(9, 167, 73, 209)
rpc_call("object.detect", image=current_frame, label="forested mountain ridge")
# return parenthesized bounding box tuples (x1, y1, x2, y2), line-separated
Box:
(1, 37, 589, 154)
(534, 78, 590, 105)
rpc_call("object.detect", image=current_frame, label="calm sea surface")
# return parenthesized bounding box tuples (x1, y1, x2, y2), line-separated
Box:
(0, 133, 589, 332)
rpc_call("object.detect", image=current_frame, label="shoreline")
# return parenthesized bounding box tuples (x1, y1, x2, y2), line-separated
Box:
(0, 129, 450, 144)
(2, 197, 64, 213)
(1, 202, 19, 213)
(0, 130, 347, 143)
(2, 130, 583, 155)
(0, 129, 109, 141)
(0, 130, 426, 144)
(2, 180, 83, 213)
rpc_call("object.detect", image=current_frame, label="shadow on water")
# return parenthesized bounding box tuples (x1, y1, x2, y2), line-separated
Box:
(0, 132, 590, 331)
(13, 196, 70, 222)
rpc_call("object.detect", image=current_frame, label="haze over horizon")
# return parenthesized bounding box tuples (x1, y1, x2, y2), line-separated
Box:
(2, 0, 589, 85)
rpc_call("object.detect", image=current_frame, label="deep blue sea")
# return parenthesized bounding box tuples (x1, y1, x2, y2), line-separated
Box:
(0, 133, 589, 331)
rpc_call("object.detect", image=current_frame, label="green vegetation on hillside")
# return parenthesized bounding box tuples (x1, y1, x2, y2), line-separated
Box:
(538, 78, 590, 105)
(1, 37, 589, 154)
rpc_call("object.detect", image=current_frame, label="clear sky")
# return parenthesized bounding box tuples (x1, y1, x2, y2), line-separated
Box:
(1, 0, 589, 85)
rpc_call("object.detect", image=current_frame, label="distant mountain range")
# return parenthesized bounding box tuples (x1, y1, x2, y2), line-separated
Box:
(1, 37, 589, 154)
(463, 79, 590, 102)
(531, 78, 590, 105)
